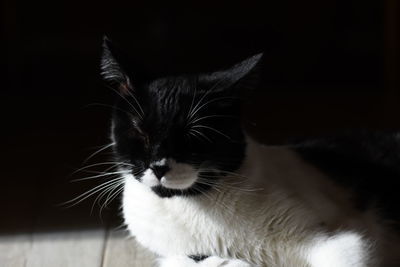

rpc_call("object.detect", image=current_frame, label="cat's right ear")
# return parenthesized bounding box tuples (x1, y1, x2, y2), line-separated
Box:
(101, 36, 132, 95)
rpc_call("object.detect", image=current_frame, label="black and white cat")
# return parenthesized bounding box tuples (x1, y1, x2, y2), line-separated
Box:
(100, 38, 400, 267)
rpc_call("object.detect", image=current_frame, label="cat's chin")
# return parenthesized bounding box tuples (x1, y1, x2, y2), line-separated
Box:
(151, 183, 212, 198)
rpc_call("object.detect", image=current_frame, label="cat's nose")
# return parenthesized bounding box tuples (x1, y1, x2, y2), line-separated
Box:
(151, 165, 170, 180)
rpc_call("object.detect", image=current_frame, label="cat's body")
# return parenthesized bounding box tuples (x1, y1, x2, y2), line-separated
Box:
(100, 38, 400, 266)
(123, 136, 398, 266)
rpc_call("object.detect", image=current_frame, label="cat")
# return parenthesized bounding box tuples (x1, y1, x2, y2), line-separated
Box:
(100, 37, 400, 267)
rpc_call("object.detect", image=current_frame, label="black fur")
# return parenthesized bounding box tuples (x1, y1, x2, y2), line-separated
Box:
(102, 38, 261, 198)
(189, 255, 209, 262)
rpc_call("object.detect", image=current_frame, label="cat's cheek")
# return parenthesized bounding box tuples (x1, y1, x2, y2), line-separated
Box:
(138, 164, 198, 190)
(161, 162, 198, 190)
(160, 173, 197, 190)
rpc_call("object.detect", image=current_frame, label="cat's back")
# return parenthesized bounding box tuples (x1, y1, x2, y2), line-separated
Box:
(247, 133, 400, 265)
(292, 131, 400, 224)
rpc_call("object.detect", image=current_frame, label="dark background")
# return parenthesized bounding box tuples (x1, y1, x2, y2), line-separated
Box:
(1, 1, 399, 233)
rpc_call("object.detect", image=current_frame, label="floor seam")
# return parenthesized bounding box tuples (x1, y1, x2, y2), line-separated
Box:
(99, 228, 110, 267)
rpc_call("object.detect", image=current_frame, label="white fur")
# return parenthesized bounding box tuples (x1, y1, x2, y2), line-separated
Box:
(141, 169, 161, 187)
(153, 158, 167, 166)
(308, 232, 370, 267)
(122, 136, 396, 266)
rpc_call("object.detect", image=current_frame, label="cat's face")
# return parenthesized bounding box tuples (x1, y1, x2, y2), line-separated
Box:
(101, 38, 261, 197)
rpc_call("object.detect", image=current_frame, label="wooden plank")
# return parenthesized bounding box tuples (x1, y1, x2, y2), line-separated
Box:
(102, 229, 156, 267)
(26, 229, 106, 267)
(0, 234, 32, 267)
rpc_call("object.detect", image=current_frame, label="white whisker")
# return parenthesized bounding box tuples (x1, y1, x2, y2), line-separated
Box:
(94, 181, 125, 214)
(124, 87, 144, 116)
(187, 79, 198, 120)
(83, 143, 115, 164)
(187, 85, 212, 120)
(61, 177, 125, 208)
(192, 125, 232, 141)
(200, 168, 249, 179)
(194, 186, 235, 216)
(70, 170, 129, 182)
(189, 129, 213, 143)
(188, 76, 228, 122)
(105, 84, 143, 120)
(189, 96, 237, 124)
(99, 184, 124, 213)
(72, 162, 134, 175)
(189, 114, 236, 125)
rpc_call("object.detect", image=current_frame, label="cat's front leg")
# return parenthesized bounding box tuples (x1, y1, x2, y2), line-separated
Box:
(158, 255, 254, 267)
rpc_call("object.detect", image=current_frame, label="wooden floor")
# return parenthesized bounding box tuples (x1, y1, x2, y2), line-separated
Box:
(0, 229, 156, 267)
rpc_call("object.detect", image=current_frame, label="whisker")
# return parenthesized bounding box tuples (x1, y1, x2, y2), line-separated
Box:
(188, 129, 213, 143)
(80, 165, 141, 175)
(93, 183, 118, 210)
(60, 177, 125, 208)
(94, 181, 125, 214)
(188, 75, 229, 121)
(187, 79, 198, 121)
(187, 85, 212, 120)
(193, 186, 235, 216)
(70, 170, 129, 182)
(192, 125, 232, 141)
(197, 169, 265, 194)
(104, 84, 143, 120)
(188, 114, 236, 125)
(83, 143, 115, 164)
(72, 162, 134, 175)
(200, 168, 249, 179)
(123, 88, 144, 116)
(189, 96, 238, 124)
(198, 178, 263, 193)
(195, 179, 223, 194)
(98, 164, 125, 174)
(99, 184, 124, 213)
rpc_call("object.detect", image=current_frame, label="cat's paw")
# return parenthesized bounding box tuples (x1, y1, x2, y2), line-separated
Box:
(308, 232, 371, 267)
(158, 256, 253, 267)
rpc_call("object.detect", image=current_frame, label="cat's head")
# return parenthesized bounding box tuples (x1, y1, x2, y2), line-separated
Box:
(101, 38, 262, 197)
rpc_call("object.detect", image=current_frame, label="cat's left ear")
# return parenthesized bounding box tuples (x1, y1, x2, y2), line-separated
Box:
(101, 36, 132, 95)
(201, 53, 263, 93)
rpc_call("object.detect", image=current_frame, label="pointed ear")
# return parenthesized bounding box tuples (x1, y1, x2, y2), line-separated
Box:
(202, 53, 263, 92)
(101, 36, 132, 95)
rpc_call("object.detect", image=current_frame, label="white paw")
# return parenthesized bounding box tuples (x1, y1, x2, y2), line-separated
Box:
(308, 232, 370, 267)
